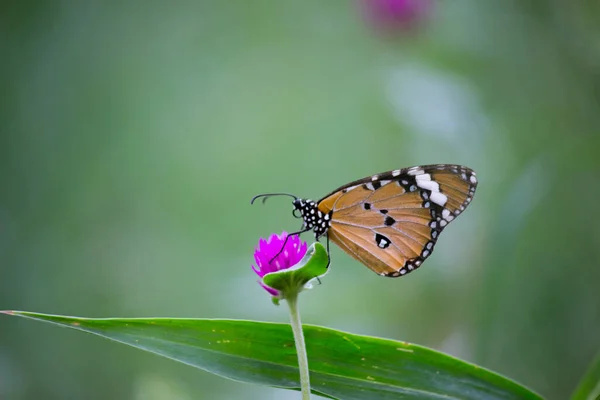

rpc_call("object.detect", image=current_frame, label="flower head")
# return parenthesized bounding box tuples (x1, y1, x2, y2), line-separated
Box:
(252, 232, 308, 296)
(361, 0, 432, 34)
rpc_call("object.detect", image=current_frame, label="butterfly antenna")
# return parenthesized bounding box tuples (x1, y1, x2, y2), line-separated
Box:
(251, 193, 298, 205)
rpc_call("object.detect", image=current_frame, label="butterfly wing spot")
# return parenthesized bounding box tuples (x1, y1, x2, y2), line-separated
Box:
(407, 168, 425, 176)
(342, 185, 359, 194)
(375, 233, 391, 249)
(380, 209, 388, 214)
(363, 203, 371, 210)
(386, 269, 405, 277)
(416, 179, 439, 192)
(429, 191, 448, 207)
(392, 169, 401, 177)
(384, 216, 395, 226)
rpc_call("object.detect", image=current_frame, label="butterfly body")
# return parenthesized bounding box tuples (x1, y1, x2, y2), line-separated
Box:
(292, 198, 333, 239)
(261, 164, 477, 278)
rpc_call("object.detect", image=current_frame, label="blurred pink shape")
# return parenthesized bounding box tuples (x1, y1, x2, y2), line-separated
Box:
(361, 0, 432, 34)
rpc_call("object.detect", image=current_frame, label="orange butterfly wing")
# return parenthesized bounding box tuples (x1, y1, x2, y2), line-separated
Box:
(317, 165, 477, 277)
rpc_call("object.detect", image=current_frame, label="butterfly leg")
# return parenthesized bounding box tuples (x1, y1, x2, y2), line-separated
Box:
(314, 235, 332, 285)
(269, 227, 311, 263)
(325, 234, 331, 269)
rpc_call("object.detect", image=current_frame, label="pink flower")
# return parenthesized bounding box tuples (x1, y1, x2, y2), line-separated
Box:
(361, 0, 432, 34)
(251, 232, 308, 296)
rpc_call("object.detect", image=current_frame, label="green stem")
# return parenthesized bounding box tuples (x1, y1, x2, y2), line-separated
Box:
(286, 292, 311, 400)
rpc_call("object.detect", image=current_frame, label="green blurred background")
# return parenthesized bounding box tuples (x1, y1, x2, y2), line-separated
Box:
(1, 1, 599, 399)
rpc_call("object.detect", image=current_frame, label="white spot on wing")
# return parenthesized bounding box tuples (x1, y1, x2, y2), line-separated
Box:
(416, 180, 440, 192)
(392, 170, 401, 177)
(442, 209, 450, 219)
(430, 192, 448, 207)
(365, 182, 375, 191)
(380, 180, 391, 186)
(408, 169, 424, 176)
(470, 175, 477, 184)
(415, 173, 431, 181)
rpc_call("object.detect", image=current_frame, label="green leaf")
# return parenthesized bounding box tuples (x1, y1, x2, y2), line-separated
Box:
(263, 242, 329, 298)
(1, 311, 542, 400)
(571, 350, 600, 400)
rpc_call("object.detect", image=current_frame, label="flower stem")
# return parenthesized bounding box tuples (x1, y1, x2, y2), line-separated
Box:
(286, 292, 311, 400)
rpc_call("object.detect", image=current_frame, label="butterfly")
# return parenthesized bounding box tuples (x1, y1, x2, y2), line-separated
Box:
(251, 164, 477, 277)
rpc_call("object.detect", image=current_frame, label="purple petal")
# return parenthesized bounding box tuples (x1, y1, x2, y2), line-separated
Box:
(259, 281, 280, 297)
(361, 0, 432, 34)
(251, 231, 309, 296)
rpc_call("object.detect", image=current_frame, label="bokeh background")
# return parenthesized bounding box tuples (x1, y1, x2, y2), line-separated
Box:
(2, 1, 600, 399)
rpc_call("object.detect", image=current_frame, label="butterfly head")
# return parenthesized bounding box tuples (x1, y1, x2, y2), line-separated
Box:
(293, 198, 332, 239)
(251, 192, 331, 240)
